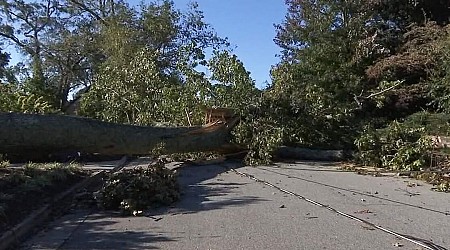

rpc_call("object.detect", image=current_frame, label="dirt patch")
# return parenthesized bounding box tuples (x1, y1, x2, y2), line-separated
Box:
(0, 164, 90, 236)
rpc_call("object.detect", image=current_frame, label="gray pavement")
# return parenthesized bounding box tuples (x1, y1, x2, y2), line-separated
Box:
(22, 160, 450, 250)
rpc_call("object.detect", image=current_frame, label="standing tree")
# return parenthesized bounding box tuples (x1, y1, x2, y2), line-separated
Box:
(80, 1, 230, 126)
(271, 0, 450, 148)
(271, 0, 373, 147)
(0, 0, 57, 102)
(0, 0, 104, 110)
(365, 0, 450, 117)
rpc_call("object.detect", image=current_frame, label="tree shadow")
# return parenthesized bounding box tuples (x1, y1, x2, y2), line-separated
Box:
(21, 211, 176, 250)
(62, 215, 175, 249)
(149, 161, 268, 216)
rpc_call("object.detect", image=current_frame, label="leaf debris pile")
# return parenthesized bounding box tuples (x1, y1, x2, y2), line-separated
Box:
(100, 160, 180, 215)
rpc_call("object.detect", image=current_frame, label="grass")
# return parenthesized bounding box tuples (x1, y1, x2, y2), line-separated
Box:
(0, 162, 89, 234)
(1, 162, 85, 192)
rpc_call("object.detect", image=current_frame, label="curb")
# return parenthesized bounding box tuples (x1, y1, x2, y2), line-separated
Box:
(0, 156, 129, 250)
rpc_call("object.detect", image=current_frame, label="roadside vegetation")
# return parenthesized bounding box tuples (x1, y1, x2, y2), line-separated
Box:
(0, 162, 89, 233)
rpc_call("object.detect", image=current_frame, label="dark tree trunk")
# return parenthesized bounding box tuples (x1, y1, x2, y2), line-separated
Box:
(275, 146, 349, 161)
(0, 113, 239, 161)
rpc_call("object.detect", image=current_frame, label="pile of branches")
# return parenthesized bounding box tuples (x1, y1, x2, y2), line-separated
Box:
(99, 160, 180, 215)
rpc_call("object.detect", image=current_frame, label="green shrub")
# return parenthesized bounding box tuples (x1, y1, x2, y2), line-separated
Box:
(355, 120, 432, 171)
(354, 125, 383, 167)
(237, 117, 284, 165)
(402, 112, 450, 136)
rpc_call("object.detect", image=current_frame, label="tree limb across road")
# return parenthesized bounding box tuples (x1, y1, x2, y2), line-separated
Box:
(0, 112, 240, 161)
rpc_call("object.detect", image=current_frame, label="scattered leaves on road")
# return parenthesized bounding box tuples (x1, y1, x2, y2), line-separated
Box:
(354, 209, 373, 214)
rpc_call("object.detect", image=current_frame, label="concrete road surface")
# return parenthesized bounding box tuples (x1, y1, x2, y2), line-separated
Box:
(22, 160, 450, 250)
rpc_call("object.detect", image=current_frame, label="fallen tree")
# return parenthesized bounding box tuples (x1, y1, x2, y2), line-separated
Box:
(0, 112, 240, 161)
(275, 146, 350, 162)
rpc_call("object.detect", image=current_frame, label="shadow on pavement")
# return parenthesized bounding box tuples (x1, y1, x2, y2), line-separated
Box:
(21, 211, 176, 250)
(59, 213, 175, 249)
(150, 161, 268, 216)
(22, 161, 266, 249)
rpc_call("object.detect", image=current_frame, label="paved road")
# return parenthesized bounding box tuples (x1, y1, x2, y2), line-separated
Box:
(22, 159, 450, 250)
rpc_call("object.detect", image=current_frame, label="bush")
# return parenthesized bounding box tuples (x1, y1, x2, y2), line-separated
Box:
(402, 111, 450, 136)
(100, 161, 179, 214)
(355, 120, 432, 171)
(237, 116, 284, 165)
(354, 125, 383, 167)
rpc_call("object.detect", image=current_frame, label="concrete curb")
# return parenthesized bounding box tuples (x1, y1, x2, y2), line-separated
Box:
(0, 156, 129, 250)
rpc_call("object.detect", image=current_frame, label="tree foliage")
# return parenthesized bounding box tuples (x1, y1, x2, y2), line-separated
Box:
(271, 0, 373, 148)
(355, 121, 431, 170)
(262, 0, 450, 166)
(275, 1, 447, 124)
(0, 46, 9, 79)
(79, 1, 237, 126)
(429, 28, 450, 113)
(0, 83, 54, 113)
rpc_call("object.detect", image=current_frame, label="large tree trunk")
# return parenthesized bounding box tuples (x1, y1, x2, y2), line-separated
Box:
(275, 146, 349, 161)
(0, 113, 240, 161)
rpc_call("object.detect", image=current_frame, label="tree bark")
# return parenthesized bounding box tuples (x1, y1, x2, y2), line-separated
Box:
(0, 113, 240, 161)
(275, 146, 349, 161)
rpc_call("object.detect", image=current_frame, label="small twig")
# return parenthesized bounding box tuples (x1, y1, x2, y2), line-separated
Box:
(354, 80, 403, 107)
(365, 81, 403, 99)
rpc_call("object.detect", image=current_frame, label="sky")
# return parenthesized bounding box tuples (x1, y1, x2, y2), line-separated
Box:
(172, 1, 287, 88)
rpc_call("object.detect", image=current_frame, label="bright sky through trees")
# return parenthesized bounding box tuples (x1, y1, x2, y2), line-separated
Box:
(137, 0, 287, 89)
(5, 1, 286, 89)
